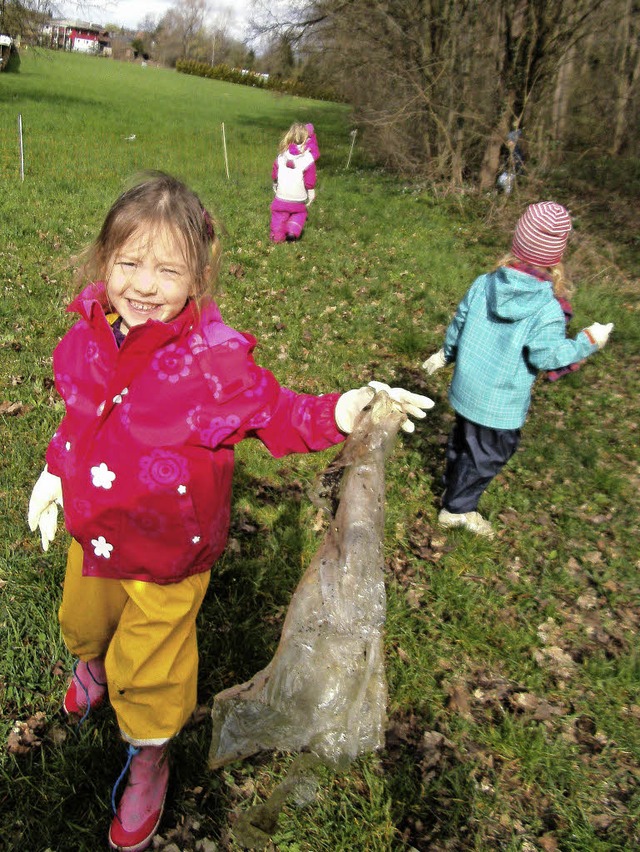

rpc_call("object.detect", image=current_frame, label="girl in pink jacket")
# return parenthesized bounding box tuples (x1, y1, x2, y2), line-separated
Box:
(27, 172, 432, 852)
(270, 122, 319, 242)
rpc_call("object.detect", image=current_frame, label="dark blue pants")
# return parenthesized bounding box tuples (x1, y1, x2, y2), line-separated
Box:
(442, 414, 520, 513)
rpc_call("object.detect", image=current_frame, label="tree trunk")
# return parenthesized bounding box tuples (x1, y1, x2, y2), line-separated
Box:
(611, 0, 640, 155)
(478, 94, 515, 191)
(551, 42, 575, 144)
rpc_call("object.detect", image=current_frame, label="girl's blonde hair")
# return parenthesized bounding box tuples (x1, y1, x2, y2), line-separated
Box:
(497, 254, 574, 300)
(278, 122, 309, 154)
(76, 171, 222, 307)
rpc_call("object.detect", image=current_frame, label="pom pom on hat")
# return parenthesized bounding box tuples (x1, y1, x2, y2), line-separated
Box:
(512, 202, 572, 267)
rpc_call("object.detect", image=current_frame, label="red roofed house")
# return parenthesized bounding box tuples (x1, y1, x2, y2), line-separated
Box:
(43, 20, 111, 56)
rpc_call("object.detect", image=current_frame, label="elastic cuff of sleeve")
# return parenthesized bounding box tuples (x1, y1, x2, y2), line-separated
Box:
(583, 329, 596, 345)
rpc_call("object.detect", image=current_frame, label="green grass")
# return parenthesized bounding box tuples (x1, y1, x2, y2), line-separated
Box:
(1, 50, 639, 851)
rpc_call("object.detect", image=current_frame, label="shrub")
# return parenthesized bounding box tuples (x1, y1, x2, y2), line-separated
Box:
(175, 60, 342, 102)
(4, 45, 21, 73)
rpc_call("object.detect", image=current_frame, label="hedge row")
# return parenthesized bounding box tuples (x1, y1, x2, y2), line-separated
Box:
(175, 60, 341, 103)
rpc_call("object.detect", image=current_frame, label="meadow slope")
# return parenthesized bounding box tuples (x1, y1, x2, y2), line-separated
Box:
(1, 50, 639, 851)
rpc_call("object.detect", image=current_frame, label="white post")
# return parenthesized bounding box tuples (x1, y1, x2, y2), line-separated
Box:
(221, 122, 230, 180)
(346, 129, 357, 169)
(18, 113, 24, 182)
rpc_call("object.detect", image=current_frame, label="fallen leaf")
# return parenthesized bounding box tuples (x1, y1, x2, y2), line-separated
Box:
(396, 646, 410, 664)
(576, 591, 598, 610)
(447, 681, 473, 719)
(46, 724, 68, 746)
(405, 586, 423, 609)
(590, 813, 615, 831)
(0, 400, 28, 416)
(533, 646, 576, 680)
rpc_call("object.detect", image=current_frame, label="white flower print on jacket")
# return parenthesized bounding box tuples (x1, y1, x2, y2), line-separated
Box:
(91, 462, 116, 489)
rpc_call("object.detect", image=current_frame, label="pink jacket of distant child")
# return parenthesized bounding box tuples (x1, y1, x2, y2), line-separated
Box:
(271, 145, 317, 203)
(270, 127, 319, 241)
(46, 282, 343, 585)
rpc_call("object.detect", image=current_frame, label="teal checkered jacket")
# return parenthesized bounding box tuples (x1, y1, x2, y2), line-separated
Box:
(443, 266, 598, 429)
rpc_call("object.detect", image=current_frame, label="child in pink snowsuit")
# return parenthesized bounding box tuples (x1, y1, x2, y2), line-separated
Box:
(270, 122, 319, 243)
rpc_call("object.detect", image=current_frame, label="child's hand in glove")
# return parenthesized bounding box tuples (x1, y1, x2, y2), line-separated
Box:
(584, 322, 614, 349)
(28, 466, 63, 551)
(421, 348, 448, 375)
(335, 381, 434, 434)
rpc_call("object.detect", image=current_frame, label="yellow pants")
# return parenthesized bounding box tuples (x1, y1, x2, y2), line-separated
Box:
(59, 539, 210, 745)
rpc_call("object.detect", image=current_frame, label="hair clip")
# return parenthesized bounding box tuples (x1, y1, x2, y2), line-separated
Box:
(202, 207, 215, 242)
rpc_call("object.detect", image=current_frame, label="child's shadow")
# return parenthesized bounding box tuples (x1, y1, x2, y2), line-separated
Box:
(196, 459, 314, 704)
(394, 364, 452, 493)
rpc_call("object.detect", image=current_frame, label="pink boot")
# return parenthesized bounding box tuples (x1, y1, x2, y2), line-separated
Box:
(108, 744, 169, 852)
(63, 657, 107, 720)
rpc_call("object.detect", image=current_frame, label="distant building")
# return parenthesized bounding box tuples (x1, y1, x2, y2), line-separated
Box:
(42, 20, 111, 56)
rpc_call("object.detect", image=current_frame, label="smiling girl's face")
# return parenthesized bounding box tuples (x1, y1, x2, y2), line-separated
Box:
(106, 225, 192, 334)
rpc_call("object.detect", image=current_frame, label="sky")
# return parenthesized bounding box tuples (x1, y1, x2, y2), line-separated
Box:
(56, 1, 257, 38)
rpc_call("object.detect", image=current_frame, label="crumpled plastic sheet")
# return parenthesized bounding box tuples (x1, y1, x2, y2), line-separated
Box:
(208, 391, 405, 771)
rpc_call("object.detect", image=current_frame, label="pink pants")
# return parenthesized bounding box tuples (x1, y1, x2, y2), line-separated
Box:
(270, 198, 308, 242)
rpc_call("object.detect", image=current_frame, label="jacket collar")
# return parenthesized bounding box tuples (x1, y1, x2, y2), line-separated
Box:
(506, 259, 553, 283)
(67, 281, 217, 343)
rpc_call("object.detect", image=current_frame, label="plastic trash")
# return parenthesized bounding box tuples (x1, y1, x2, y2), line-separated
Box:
(208, 390, 405, 770)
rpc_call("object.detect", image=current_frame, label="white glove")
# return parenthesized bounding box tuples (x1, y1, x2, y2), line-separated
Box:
(306, 188, 316, 206)
(28, 466, 63, 552)
(421, 348, 447, 375)
(368, 381, 434, 432)
(335, 381, 434, 434)
(584, 322, 613, 349)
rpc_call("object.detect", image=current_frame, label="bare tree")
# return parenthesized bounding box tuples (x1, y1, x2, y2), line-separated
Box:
(156, 0, 210, 62)
(252, 0, 632, 185)
(1, 0, 54, 38)
(610, 0, 640, 154)
(261, 31, 295, 77)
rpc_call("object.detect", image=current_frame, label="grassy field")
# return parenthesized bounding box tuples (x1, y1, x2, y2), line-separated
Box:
(1, 50, 639, 851)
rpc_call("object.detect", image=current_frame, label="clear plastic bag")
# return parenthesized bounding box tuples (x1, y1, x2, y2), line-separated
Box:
(208, 391, 405, 770)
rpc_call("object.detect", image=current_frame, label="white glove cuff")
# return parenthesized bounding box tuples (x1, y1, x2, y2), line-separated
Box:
(335, 386, 374, 433)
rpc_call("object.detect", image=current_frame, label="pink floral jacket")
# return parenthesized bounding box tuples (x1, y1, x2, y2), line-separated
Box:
(46, 282, 343, 584)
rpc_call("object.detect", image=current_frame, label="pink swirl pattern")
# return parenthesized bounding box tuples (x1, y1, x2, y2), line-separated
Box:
(139, 448, 189, 490)
(152, 344, 193, 384)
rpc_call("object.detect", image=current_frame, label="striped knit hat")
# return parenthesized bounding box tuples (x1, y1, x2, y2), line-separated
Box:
(512, 202, 572, 267)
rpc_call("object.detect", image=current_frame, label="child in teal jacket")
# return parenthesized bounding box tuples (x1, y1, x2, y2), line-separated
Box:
(422, 201, 613, 538)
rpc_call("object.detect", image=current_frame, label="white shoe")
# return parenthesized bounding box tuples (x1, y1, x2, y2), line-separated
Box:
(438, 509, 495, 539)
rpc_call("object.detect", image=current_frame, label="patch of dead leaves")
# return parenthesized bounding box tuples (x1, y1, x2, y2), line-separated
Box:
(384, 711, 459, 787)
(445, 671, 567, 724)
(151, 814, 219, 850)
(406, 515, 452, 563)
(0, 400, 31, 416)
(562, 714, 610, 753)
(6, 712, 68, 755)
(533, 646, 577, 680)
(227, 263, 245, 278)
(6, 712, 47, 755)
